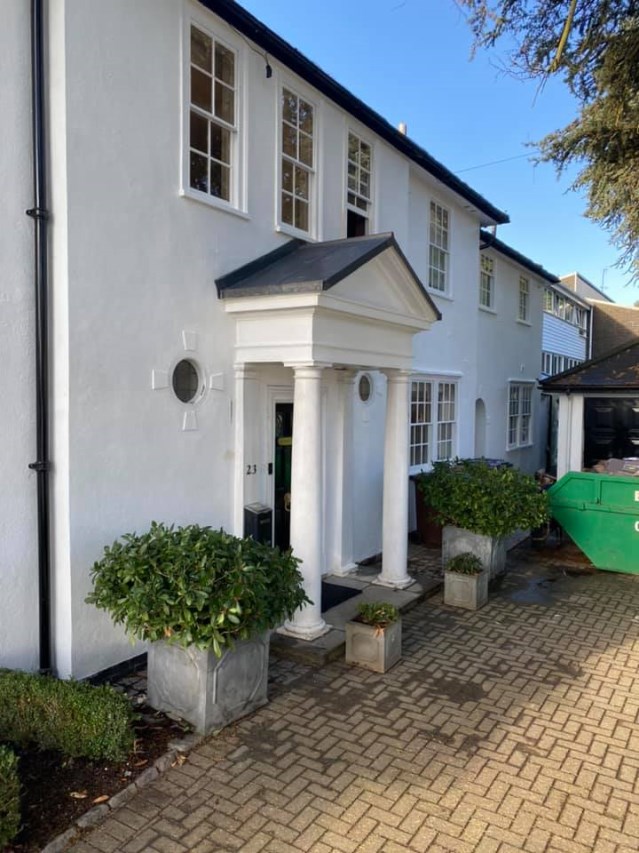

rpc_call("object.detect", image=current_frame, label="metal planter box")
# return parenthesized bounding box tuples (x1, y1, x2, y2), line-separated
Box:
(147, 633, 270, 734)
(442, 526, 506, 580)
(548, 472, 639, 574)
(345, 618, 402, 673)
(444, 570, 489, 610)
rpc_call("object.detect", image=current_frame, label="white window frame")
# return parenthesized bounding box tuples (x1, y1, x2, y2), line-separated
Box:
(346, 130, 374, 233)
(410, 377, 458, 470)
(428, 201, 450, 295)
(507, 382, 534, 449)
(479, 254, 495, 310)
(518, 276, 530, 322)
(181, 13, 246, 215)
(277, 83, 317, 238)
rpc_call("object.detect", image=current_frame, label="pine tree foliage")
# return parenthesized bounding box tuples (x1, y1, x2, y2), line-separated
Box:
(459, 1, 639, 279)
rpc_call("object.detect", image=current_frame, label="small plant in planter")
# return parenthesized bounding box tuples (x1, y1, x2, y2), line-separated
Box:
(345, 602, 401, 673)
(444, 552, 488, 610)
(87, 522, 310, 733)
(420, 459, 549, 579)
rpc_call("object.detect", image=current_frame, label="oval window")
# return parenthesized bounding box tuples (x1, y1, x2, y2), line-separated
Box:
(358, 374, 372, 403)
(172, 359, 201, 403)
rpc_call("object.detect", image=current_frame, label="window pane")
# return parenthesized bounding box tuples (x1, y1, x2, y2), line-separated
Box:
(215, 43, 234, 85)
(281, 192, 294, 225)
(360, 143, 371, 171)
(348, 133, 358, 161)
(282, 159, 293, 193)
(298, 100, 313, 134)
(191, 68, 212, 111)
(191, 27, 212, 72)
(298, 133, 313, 167)
(190, 151, 208, 193)
(295, 198, 309, 231)
(214, 82, 234, 124)
(295, 166, 309, 200)
(210, 161, 230, 200)
(211, 124, 231, 164)
(190, 111, 208, 153)
(282, 90, 297, 125)
(282, 124, 297, 158)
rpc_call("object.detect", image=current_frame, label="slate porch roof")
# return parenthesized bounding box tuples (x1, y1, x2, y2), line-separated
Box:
(540, 337, 639, 393)
(215, 233, 442, 320)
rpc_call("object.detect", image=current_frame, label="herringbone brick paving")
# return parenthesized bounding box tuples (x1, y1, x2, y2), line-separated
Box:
(70, 551, 639, 852)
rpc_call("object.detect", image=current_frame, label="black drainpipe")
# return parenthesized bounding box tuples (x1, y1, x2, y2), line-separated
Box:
(26, 0, 52, 674)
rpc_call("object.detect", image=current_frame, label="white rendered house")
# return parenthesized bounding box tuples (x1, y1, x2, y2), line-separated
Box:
(3, 0, 548, 678)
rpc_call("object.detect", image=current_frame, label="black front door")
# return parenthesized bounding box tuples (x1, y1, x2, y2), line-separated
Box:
(273, 403, 293, 550)
(584, 397, 639, 466)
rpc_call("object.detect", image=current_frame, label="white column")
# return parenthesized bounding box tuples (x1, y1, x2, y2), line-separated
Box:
(232, 365, 259, 537)
(283, 364, 329, 639)
(376, 369, 413, 589)
(329, 369, 357, 576)
(557, 394, 584, 478)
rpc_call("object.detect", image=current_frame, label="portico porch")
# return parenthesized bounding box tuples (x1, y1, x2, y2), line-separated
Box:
(217, 234, 440, 640)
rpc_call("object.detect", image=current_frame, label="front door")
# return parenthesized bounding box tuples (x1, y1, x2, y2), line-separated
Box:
(274, 402, 293, 550)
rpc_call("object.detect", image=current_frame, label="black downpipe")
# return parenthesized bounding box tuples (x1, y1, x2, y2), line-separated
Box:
(26, 0, 52, 674)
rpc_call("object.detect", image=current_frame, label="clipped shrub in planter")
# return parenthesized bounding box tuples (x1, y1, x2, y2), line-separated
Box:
(420, 459, 549, 578)
(87, 523, 310, 732)
(0, 669, 133, 761)
(345, 602, 402, 673)
(0, 745, 20, 849)
(444, 552, 488, 610)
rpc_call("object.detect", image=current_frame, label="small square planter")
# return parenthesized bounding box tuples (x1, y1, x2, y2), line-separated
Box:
(442, 525, 506, 580)
(147, 633, 270, 734)
(345, 618, 402, 673)
(444, 569, 489, 610)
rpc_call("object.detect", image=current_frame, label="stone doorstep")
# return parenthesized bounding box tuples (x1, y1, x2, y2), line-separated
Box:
(270, 572, 442, 667)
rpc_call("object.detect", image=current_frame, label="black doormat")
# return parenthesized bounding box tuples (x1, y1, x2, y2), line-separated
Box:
(321, 581, 361, 612)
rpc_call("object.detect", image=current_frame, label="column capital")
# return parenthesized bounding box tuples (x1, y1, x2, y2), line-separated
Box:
(382, 368, 413, 383)
(334, 367, 358, 385)
(285, 362, 332, 378)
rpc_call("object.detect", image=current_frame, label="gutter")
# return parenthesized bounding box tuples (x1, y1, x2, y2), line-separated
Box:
(26, 0, 52, 674)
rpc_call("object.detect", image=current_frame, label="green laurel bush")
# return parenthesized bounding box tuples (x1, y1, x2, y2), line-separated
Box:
(445, 552, 484, 575)
(87, 523, 311, 657)
(0, 745, 20, 848)
(417, 459, 549, 539)
(0, 669, 133, 762)
(356, 602, 400, 627)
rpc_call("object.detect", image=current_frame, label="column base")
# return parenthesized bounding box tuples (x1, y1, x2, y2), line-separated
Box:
(373, 574, 415, 590)
(278, 619, 331, 641)
(330, 562, 359, 578)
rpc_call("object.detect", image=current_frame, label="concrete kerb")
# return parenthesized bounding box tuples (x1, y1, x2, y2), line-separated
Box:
(40, 733, 206, 853)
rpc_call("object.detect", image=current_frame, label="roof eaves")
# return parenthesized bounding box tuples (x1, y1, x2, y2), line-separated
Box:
(480, 230, 559, 284)
(199, 0, 509, 226)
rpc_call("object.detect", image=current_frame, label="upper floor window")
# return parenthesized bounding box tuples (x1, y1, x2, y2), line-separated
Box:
(410, 378, 457, 468)
(281, 88, 314, 234)
(428, 202, 449, 293)
(188, 26, 237, 204)
(347, 133, 372, 237)
(479, 254, 494, 309)
(543, 288, 554, 312)
(518, 276, 530, 322)
(508, 383, 533, 448)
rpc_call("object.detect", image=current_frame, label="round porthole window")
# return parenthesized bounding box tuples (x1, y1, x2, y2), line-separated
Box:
(172, 359, 201, 404)
(358, 373, 373, 403)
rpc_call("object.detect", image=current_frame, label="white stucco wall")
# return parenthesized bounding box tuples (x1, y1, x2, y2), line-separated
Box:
(475, 250, 545, 473)
(0, 1, 40, 671)
(2, 0, 547, 677)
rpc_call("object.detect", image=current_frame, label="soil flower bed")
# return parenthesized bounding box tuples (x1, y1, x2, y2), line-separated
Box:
(3, 687, 189, 852)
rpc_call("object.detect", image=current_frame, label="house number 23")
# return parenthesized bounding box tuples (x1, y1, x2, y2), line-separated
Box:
(246, 464, 257, 475)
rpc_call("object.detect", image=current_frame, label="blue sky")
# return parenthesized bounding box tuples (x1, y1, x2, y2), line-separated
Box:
(240, 0, 637, 305)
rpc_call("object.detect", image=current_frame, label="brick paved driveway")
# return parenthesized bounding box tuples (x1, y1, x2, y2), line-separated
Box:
(70, 552, 639, 852)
